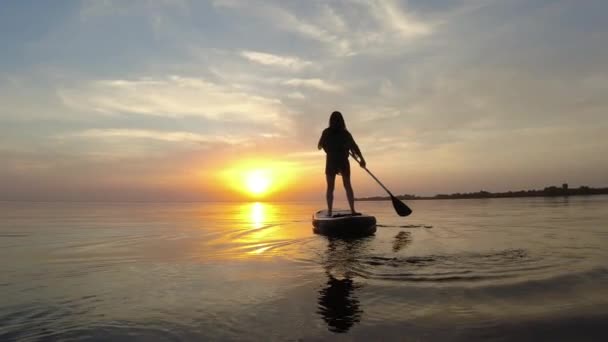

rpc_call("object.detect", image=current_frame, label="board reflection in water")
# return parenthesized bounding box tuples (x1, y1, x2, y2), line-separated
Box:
(317, 237, 371, 333)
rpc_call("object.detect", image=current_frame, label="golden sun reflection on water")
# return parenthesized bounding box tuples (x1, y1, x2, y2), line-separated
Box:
(249, 202, 267, 229)
(200, 202, 312, 261)
(236, 202, 280, 255)
(233, 202, 307, 257)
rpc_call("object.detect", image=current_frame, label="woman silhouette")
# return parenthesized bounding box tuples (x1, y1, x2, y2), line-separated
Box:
(318, 111, 366, 216)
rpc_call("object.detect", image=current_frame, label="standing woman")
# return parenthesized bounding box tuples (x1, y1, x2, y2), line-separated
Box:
(318, 111, 366, 216)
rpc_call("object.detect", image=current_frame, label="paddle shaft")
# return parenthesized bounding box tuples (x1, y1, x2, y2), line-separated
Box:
(362, 167, 395, 198)
(349, 152, 394, 197)
(349, 151, 412, 217)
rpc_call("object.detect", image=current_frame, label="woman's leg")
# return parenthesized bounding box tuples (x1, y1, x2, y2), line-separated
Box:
(326, 173, 336, 216)
(343, 174, 357, 214)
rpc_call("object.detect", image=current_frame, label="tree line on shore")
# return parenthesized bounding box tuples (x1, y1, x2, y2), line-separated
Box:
(356, 185, 608, 201)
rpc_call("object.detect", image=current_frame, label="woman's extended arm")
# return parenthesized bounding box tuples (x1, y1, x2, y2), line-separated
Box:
(348, 133, 366, 168)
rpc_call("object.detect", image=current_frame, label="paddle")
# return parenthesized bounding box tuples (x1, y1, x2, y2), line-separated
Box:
(350, 152, 413, 217)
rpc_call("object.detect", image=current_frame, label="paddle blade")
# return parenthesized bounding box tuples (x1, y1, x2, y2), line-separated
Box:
(391, 196, 412, 217)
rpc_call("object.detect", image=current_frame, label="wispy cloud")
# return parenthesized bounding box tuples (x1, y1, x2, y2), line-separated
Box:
(80, 0, 190, 20)
(58, 75, 288, 126)
(241, 50, 312, 71)
(214, 0, 350, 54)
(366, 0, 432, 39)
(284, 78, 343, 92)
(286, 92, 306, 100)
(212, 0, 433, 56)
(65, 128, 246, 145)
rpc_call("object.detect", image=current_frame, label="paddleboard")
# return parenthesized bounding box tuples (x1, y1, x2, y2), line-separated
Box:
(312, 209, 377, 236)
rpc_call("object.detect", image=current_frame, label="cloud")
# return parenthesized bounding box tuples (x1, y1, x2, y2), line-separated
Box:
(284, 78, 343, 92)
(64, 128, 246, 145)
(366, 0, 432, 39)
(58, 75, 289, 126)
(220, 1, 352, 54)
(80, 0, 189, 20)
(286, 92, 306, 100)
(212, 0, 433, 56)
(241, 50, 312, 71)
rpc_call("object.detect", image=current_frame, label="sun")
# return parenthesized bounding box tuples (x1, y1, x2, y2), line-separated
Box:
(218, 159, 296, 199)
(245, 170, 272, 197)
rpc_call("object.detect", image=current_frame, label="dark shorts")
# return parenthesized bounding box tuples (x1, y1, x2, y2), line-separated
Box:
(325, 157, 350, 177)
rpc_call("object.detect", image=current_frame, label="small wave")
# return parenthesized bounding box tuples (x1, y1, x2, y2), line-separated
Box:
(347, 248, 575, 285)
(361, 248, 528, 267)
(216, 235, 319, 260)
(363, 255, 436, 267)
(229, 224, 279, 239)
(0, 233, 28, 237)
(1, 318, 187, 342)
(377, 224, 433, 229)
(371, 273, 511, 283)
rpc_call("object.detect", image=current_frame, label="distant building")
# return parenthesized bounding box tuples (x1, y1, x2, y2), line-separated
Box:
(562, 183, 568, 190)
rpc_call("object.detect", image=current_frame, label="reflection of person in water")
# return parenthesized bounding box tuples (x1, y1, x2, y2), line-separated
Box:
(318, 111, 366, 216)
(318, 273, 361, 333)
(392, 231, 412, 253)
(317, 237, 367, 333)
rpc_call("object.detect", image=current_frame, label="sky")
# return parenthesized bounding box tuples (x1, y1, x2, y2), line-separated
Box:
(1, 0, 607, 202)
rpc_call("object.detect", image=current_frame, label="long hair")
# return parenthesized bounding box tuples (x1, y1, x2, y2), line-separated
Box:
(329, 111, 346, 131)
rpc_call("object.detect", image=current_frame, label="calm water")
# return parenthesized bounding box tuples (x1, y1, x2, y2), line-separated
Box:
(1, 196, 608, 341)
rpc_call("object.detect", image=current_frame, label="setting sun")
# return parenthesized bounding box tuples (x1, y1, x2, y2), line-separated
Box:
(219, 159, 297, 200)
(245, 170, 271, 196)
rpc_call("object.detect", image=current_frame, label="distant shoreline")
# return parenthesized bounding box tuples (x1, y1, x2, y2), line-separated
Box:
(356, 185, 608, 201)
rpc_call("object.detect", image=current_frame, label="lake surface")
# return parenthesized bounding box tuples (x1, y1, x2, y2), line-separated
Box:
(1, 196, 608, 341)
